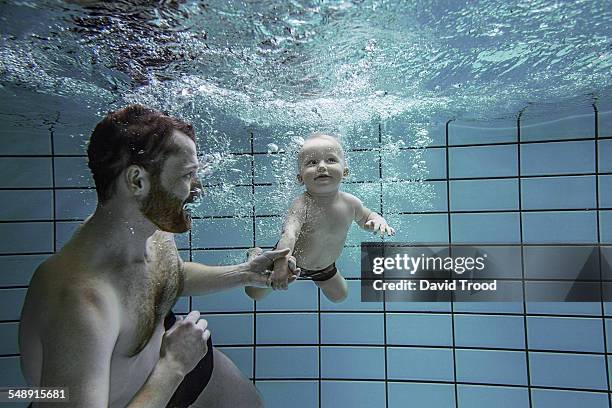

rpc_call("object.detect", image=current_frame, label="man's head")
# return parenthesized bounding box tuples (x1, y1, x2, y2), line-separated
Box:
(87, 104, 201, 233)
(297, 133, 348, 194)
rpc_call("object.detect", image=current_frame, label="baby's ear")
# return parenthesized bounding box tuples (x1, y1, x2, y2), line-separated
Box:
(343, 167, 349, 177)
(296, 174, 303, 184)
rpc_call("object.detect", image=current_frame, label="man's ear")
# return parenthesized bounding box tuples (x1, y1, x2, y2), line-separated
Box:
(343, 167, 349, 177)
(296, 174, 303, 184)
(125, 165, 150, 198)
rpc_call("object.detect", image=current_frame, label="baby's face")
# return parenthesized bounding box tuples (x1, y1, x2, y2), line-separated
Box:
(298, 137, 346, 194)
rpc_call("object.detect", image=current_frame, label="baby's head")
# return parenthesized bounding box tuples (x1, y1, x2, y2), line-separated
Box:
(297, 133, 348, 194)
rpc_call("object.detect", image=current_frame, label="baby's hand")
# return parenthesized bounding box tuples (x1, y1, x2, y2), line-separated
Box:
(365, 215, 396, 237)
(271, 256, 298, 290)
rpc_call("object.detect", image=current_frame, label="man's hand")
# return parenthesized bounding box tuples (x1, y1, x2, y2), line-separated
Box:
(271, 257, 292, 290)
(365, 214, 396, 237)
(244, 248, 300, 288)
(159, 310, 210, 376)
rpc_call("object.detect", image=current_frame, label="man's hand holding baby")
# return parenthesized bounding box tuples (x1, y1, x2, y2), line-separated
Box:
(271, 253, 300, 290)
(364, 213, 396, 237)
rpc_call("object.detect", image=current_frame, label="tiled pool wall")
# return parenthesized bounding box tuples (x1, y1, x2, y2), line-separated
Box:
(1, 103, 611, 408)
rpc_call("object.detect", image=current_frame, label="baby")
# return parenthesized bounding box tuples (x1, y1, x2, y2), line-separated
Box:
(245, 132, 395, 302)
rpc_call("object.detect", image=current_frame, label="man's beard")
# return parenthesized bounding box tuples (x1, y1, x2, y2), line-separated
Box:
(140, 175, 192, 233)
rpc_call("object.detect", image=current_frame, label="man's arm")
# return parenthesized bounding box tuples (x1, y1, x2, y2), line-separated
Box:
(36, 286, 185, 408)
(180, 248, 295, 296)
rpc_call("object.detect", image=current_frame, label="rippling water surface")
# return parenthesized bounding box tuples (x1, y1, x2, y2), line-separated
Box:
(1, 0, 610, 233)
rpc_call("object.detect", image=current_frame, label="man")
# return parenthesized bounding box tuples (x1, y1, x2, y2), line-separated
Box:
(19, 105, 299, 407)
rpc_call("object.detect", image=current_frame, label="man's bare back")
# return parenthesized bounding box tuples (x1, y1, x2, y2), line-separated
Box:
(20, 229, 181, 407)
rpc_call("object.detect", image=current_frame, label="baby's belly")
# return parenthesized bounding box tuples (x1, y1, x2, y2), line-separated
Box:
(294, 238, 345, 270)
(109, 326, 164, 407)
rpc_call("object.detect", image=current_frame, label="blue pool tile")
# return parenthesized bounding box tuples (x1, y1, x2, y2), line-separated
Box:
(384, 147, 447, 180)
(200, 313, 253, 345)
(54, 157, 94, 187)
(321, 313, 384, 345)
(256, 313, 318, 344)
(451, 212, 520, 243)
(0, 222, 53, 254)
(521, 140, 595, 176)
(387, 347, 454, 381)
(321, 381, 385, 408)
(450, 179, 518, 211)
(199, 185, 252, 217)
(254, 215, 283, 247)
(0, 158, 52, 188)
(599, 110, 612, 138)
(192, 248, 249, 266)
(386, 301, 452, 312)
(531, 389, 609, 408)
(530, 352, 607, 390)
(383, 180, 447, 213)
(449, 144, 517, 178)
(521, 176, 596, 210)
(385, 213, 449, 244)
(448, 120, 517, 145)
(251, 123, 310, 153)
(253, 153, 296, 185)
(254, 184, 297, 216)
(257, 380, 318, 408)
(0, 124, 51, 155)
(0, 254, 45, 286)
(345, 150, 381, 182)
(521, 112, 595, 141)
(457, 385, 529, 408)
(343, 121, 380, 150)
(203, 154, 252, 185)
(320, 279, 383, 311)
(388, 382, 455, 408)
(383, 118, 446, 148)
(0, 356, 26, 387)
(217, 347, 253, 379)
(207, 114, 251, 154)
(601, 211, 612, 243)
(453, 301, 524, 314)
(53, 126, 92, 155)
(192, 217, 253, 248)
(256, 346, 318, 378)
(599, 139, 612, 172)
(256, 280, 318, 311)
(527, 317, 604, 352)
(55, 189, 97, 220)
(321, 346, 385, 379)
(454, 314, 525, 349)
(0, 288, 27, 320)
(342, 182, 381, 214)
(336, 246, 360, 279)
(599, 175, 612, 208)
(526, 302, 601, 316)
(522, 211, 598, 243)
(192, 287, 253, 313)
(0, 322, 19, 354)
(456, 349, 527, 385)
(174, 233, 190, 250)
(173, 296, 189, 314)
(386, 313, 452, 346)
(55, 221, 80, 250)
(0, 190, 53, 221)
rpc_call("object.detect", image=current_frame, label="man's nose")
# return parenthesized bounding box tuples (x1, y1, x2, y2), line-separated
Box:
(190, 178, 203, 198)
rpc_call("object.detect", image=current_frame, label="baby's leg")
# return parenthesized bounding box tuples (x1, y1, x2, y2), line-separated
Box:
(315, 272, 348, 303)
(244, 247, 272, 301)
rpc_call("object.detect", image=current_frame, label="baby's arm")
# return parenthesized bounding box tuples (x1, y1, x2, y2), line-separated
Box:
(272, 195, 306, 290)
(345, 193, 396, 236)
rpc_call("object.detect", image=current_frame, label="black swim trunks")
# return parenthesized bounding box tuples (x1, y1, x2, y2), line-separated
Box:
(164, 311, 214, 408)
(300, 263, 338, 282)
(272, 241, 338, 282)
